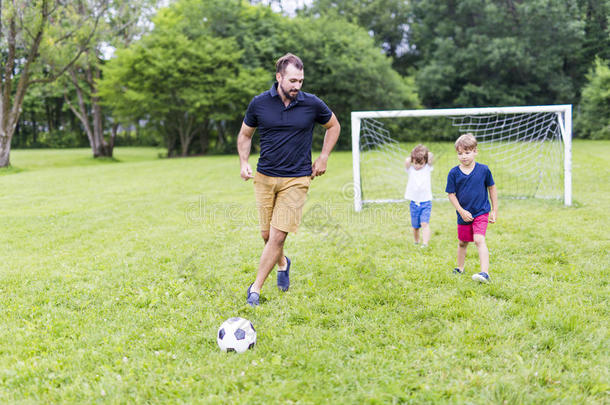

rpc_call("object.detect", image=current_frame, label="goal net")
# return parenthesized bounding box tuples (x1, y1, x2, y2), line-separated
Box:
(351, 105, 572, 211)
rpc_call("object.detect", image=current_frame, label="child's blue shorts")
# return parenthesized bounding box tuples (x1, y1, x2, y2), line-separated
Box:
(410, 200, 432, 229)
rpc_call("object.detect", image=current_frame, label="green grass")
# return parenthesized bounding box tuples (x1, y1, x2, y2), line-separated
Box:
(0, 143, 608, 403)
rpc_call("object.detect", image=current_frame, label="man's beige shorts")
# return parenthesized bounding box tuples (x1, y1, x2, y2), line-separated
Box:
(254, 171, 311, 233)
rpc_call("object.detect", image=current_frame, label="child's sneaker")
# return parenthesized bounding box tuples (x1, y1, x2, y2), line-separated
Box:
(472, 272, 490, 283)
(277, 256, 290, 292)
(246, 284, 260, 307)
(453, 267, 463, 274)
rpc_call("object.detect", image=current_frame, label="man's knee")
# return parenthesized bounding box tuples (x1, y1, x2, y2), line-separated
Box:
(269, 227, 288, 245)
(261, 230, 270, 243)
(458, 240, 469, 248)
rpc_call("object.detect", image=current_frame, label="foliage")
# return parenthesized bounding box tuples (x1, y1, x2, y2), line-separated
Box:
(299, 0, 413, 74)
(410, 0, 586, 107)
(576, 58, 610, 139)
(0, 142, 608, 402)
(98, 6, 268, 156)
(0, 0, 106, 165)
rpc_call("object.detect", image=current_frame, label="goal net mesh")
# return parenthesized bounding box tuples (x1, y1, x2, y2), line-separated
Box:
(358, 112, 564, 205)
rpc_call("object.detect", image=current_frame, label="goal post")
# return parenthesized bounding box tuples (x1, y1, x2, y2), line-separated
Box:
(351, 105, 572, 212)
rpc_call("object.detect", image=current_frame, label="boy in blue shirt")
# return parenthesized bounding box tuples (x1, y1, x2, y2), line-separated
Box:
(445, 134, 498, 283)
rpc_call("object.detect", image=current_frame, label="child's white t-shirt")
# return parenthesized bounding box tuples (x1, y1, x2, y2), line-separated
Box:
(404, 164, 433, 203)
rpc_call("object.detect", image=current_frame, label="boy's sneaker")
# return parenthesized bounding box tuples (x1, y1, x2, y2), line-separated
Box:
(277, 256, 290, 292)
(453, 268, 464, 274)
(472, 272, 490, 283)
(246, 284, 260, 307)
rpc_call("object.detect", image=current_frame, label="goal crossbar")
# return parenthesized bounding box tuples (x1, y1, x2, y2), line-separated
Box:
(351, 105, 572, 212)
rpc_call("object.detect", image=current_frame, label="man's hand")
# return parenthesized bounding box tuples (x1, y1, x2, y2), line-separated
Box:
(459, 209, 474, 223)
(311, 155, 328, 178)
(241, 163, 254, 181)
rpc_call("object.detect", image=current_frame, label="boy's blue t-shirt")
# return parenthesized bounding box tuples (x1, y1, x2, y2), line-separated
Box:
(244, 83, 333, 177)
(445, 163, 495, 224)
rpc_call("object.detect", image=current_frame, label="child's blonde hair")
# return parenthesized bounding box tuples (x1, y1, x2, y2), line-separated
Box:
(411, 144, 429, 164)
(455, 133, 477, 151)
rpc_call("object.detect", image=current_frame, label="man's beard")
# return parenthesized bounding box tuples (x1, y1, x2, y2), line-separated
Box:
(280, 83, 299, 101)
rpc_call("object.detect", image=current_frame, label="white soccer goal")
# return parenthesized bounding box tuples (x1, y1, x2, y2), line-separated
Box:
(351, 105, 572, 212)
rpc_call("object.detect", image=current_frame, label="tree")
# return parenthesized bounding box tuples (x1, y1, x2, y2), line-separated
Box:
(60, 0, 159, 158)
(300, 0, 413, 74)
(410, 0, 586, 108)
(0, 0, 104, 167)
(98, 7, 268, 156)
(577, 58, 610, 139)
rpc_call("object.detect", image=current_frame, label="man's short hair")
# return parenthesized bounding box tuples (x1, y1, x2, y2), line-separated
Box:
(455, 133, 478, 151)
(276, 53, 304, 75)
(411, 144, 429, 164)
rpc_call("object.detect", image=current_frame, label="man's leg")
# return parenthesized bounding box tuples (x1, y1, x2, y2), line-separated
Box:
(251, 226, 288, 293)
(473, 234, 489, 274)
(260, 229, 287, 269)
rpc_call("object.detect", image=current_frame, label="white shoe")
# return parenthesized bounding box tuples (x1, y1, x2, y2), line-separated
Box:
(472, 272, 490, 283)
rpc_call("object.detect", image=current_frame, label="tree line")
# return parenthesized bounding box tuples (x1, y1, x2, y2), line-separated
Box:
(2, 0, 609, 166)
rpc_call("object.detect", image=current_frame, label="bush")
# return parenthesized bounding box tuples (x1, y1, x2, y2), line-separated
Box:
(576, 58, 610, 139)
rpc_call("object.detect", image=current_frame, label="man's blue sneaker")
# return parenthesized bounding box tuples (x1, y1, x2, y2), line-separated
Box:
(277, 256, 290, 292)
(453, 267, 464, 274)
(472, 272, 490, 283)
(246, 284, 260, 307)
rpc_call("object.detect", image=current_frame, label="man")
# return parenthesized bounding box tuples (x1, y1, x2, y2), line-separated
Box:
(237, 53, 341, 306)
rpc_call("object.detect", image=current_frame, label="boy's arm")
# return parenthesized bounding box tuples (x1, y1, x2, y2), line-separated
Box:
(448, 193, 473, 222)
(488, 185, 498, 223)
(428, 152, 434, 166)
(405, 156, 411, 169)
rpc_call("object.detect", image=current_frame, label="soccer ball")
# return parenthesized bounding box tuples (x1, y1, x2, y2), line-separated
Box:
(217, 317, 256, 353)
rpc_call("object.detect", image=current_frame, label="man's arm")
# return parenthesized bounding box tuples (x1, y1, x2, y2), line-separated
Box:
(428, 152, 434, 166)
(448, 193, 473, 222)
(488, 184, 498, 223)
(405, 156, 412, 169)
(237, 122, 256, 181)
(311, 113, 340, 178)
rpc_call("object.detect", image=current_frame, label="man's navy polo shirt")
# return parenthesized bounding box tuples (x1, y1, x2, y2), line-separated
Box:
(244, 83, 333, 177)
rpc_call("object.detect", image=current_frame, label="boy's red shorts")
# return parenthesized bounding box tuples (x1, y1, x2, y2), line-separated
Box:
(457, 213, 489, 242)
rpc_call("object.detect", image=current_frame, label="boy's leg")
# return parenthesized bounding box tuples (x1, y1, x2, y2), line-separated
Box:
(457, 240, 468, 271)
(410, 201, 421, 243)
(473, 234, 489, 274)
(471, 214, 490, 275)
(419, 202, 432, 246)
(421, 223, 430, 246)
(412, 227, 420, 244)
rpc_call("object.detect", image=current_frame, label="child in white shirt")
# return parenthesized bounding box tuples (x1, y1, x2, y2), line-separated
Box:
(405, 144, 434, 247)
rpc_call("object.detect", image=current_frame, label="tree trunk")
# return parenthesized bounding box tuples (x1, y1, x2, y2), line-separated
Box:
(67, 63, 113, 158)
(200, 125, 210, 155)
(0, 134, 12, 167)
(91, 66, 112, 157)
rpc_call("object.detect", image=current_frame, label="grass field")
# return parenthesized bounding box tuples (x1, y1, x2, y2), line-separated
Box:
(0, 142, 608, 403)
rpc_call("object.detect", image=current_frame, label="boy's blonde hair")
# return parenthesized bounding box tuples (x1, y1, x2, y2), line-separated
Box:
(411, 144, 429, 164)
(455, 133, 477, 151)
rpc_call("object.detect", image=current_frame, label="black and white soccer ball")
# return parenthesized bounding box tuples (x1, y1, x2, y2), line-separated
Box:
(217, 317, 256, 353)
